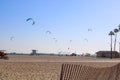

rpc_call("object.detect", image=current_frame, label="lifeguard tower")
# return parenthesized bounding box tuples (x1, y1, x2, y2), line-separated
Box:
(31, 49, 38, 55)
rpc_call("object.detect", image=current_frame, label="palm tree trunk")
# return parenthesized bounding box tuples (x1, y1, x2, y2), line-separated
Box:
(111, 35, 113, 59)
(114, 34, 117, 51)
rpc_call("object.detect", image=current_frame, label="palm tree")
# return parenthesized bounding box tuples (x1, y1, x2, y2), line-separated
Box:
(118, 24, 120, 52)
(109, 31, 114, 59)
(113, 28, 119, 51)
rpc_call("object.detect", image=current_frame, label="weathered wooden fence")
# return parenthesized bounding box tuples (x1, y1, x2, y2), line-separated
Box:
(60, 63, 120, 80)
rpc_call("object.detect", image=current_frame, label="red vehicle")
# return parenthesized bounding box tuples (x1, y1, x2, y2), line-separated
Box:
(70, 53, 77, 56)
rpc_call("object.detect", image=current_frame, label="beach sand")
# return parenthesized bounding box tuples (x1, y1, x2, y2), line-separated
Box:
(0, 55, 119, 80)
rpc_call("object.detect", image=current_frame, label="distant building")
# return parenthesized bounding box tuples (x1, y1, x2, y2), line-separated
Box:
(96, 51, 120, 58)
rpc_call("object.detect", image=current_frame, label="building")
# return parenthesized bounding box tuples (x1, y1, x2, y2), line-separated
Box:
(96, 51, 120, 58)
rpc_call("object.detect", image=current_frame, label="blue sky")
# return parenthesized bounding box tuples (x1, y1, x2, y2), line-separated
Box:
(0, 0, 120, 54)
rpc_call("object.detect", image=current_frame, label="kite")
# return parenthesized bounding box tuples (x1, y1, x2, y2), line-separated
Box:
(84, 38, 88, 42)
(46, 30, 52, 34)
(70, 40, 72, 42)
(55, 40, 57, 42)
(88, 29, 92, 31)
(52, 38, 57, 42)
(53, 38, 56, 40)
(26, 18, 35, 25)
(10, 36, 15, 41)
(68, 47, 70, 50)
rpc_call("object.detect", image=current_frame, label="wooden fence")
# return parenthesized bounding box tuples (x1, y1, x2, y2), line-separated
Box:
(60, 63, 120, 80)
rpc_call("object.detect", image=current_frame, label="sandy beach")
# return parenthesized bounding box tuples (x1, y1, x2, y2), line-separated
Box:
(0, 55, 120, 80)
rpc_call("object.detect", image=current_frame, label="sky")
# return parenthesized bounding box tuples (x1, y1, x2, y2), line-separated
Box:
(0, 0, 120, 54)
